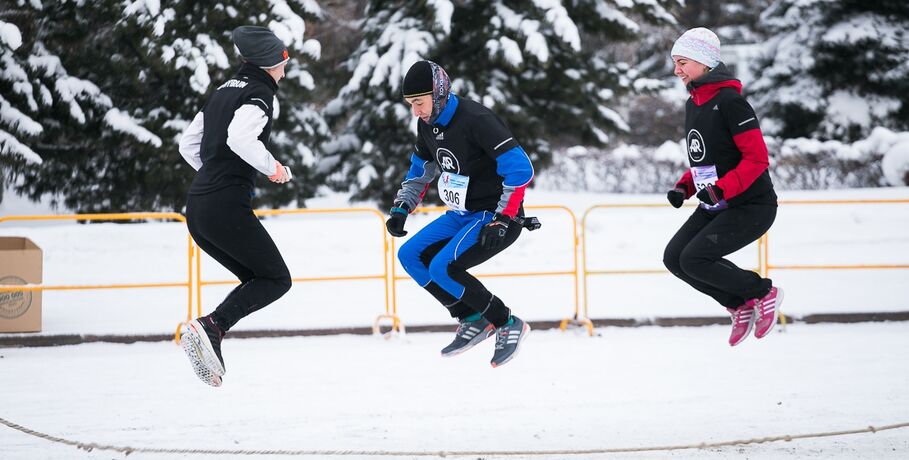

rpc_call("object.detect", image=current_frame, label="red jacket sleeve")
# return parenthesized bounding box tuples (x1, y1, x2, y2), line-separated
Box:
(674, 170, 695, 198)
(716, 128, 769, 199)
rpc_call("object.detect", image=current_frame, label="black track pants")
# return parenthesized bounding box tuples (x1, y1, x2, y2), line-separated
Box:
(186, 185, 291, 332)
(663, 204, 776, 309)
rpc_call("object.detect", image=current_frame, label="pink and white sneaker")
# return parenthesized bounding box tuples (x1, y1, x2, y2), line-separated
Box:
(728, 302, 756, 347)
(753, 286, 784, 339)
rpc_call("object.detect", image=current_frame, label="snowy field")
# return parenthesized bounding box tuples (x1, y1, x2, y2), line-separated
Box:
(1, 188, 908, 458)
(0, 188, 908, 337)
(1, 324, 908, 459)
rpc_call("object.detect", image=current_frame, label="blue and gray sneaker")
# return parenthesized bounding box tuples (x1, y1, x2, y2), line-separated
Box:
(440, 316, 495, 357)
(490, 316, 530, 368)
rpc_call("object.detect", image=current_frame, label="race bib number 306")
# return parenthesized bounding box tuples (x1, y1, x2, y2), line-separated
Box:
(439, 171, 469, 211)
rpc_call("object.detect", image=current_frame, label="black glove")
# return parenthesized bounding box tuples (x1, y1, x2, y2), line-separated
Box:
(385, 205, 408, 237)
(479, 213, 512, 250)
(696, 184, 724, 206)
(667, 188, 686, 208)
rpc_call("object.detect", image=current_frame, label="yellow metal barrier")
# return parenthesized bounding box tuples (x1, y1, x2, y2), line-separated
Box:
(388, 205, 580, 334)
(0, 213, 194, 341)
(762, 199, 909, 329)
(580, 203, 763, 330)
(190, 208, 396, 339)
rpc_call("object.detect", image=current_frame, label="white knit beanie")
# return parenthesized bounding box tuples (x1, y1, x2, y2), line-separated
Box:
(670, 27, 721, 68)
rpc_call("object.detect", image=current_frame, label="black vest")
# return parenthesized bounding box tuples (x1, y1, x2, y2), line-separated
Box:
(189, 64, 278, 195)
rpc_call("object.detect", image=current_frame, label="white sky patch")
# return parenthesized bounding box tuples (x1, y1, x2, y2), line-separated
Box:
(104, 108, 163, 147)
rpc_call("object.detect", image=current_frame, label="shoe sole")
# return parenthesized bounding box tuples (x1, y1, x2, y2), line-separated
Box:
(491, 322, 531, 368)
(441, 326, 495, 358)
(754, 287, 784, 339)
(181, 320, 225, 386)
(180, 329, 222, 387)
(185, 320, 225, 375)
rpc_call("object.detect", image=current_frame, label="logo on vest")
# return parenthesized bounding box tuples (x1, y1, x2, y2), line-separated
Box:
(217, 79, 248, 90)
(436, 148, 460, 173)
(687, 129, 707, 162)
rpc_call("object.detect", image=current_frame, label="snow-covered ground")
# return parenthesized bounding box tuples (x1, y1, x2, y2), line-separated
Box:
(1, 187, 908, 458)
(1, 323, 907, 459)
(1, 188, 907, 337)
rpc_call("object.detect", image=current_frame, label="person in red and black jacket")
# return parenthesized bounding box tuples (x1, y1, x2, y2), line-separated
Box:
(662, 28, 784, 347)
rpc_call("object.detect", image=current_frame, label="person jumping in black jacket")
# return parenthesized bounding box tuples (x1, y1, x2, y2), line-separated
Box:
(386, 61, 535, 367)
(663, 27, 784, 347)
(178, 26, 293, 386)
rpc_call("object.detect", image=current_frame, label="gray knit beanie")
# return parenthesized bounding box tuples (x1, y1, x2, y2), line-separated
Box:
(231, 26, 289, 69)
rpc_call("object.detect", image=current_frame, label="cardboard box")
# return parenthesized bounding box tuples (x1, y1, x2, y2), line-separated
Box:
(0, 237, 42, 332)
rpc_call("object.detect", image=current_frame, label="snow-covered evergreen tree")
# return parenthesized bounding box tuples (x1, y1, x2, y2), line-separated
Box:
(750, 0, 909, 142)
(323, 0, 680, 205)
(0, 1, 326, 212)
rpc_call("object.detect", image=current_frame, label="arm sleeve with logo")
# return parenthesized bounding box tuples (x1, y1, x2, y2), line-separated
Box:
(716, 96, 770, 200)
(473, 114, 532, 217)
(178, 112, 204, 170)
(393, 135, 438, 212)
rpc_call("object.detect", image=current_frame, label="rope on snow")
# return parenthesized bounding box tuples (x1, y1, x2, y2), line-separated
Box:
(1, 416, 907, 457)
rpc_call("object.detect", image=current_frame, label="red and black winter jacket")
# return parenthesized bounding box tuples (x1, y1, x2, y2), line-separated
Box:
(673, 63, 777, 209)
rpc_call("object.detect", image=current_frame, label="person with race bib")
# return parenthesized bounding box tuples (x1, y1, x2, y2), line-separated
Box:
(662, 28, 783, 347)
(386, 60, 536, 367)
